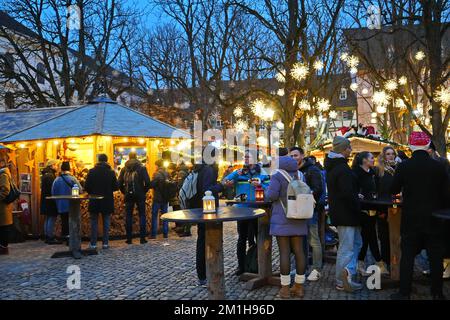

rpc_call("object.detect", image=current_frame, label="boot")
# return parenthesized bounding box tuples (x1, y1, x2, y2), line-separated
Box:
(290, 283, 304, 298)
(376, 261, 389, 275)
(278, 285, 291, 299)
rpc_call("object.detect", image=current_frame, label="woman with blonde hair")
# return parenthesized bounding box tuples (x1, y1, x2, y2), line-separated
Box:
(374, 146, 399, 274)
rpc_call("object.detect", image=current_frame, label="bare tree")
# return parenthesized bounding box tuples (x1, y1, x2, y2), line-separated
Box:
(0, 0, 142, 108)
(345, 0, 450, 156)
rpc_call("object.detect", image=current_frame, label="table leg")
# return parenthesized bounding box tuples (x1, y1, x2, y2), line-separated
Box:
(240, 212, 279, 290)
(69, 200, 82, 259)
(205, 222, 225, 300)
(388, 207, 402, 281)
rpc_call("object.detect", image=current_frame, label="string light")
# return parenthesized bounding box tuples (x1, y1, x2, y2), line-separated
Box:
(53, 140, 59, 145)
(19, 143, 26, 149)
(138, 138, 145, 144)
(36, 141, 43, 147)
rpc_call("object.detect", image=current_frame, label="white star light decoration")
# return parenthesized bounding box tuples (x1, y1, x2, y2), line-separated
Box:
(234, 119, 248, 132)
(316, 98, 331, 112)
(329, 110, 338, 119)
(435, 87, 450, 106)
(209, 111, 221, 122)
(415, 51, 425, 61)
(350, 83, 358, 91)
(395, 98, 407, 110)
(306, 115, 318, 128)
(233, 107, 243, 118)
(291, 62, 309, 81)
(384, 80, 398, 91)
(251, 99, 266, 115)
(298, 99, 311, 111)
(313, 60, 324, 71)
(398, 76, 408, 85)
(372, 90, 391, 107)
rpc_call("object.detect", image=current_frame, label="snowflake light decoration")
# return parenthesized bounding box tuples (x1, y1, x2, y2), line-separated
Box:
(291, 62, 309, 81)
(298, 99, 311, 111)
(306, 115, 318, 128)
(350, 83, 358, 91)
(277, 89, 285, 96)
(316, 98, 331, 112)
(415, 51, 425, 61)
(329, 110, 338, 119)
(395, 98, 407, 110)
(372, 90, 391, 107)
(276, 69, 286, 83)
(233, 107, 243, 118)
(398, 76, 408, 85)
(384, 80, 398, 91)
(234, 119, 248, 132)
(313, 60, 324, 71)
(251, 99, 266, 115)
(435, 87, 450, 106)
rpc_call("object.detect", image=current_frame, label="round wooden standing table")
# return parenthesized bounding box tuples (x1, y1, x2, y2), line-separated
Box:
(46, 194, 103, 259)
(360, 199, 403, 282)
(162, 206, 265, 300)
(225, 201, 278, 290)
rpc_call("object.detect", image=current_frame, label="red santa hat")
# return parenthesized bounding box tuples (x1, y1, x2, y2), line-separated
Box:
(409, 131, 431, 151)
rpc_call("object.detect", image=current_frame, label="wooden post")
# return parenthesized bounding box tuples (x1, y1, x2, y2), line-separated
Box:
(205, 222, 225, 300)
(388, 207, 402, 281)
(257, 212, 272, 278)
(68, 199, 82, 258)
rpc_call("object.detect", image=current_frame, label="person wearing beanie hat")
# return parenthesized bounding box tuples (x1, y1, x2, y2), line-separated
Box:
(85, 154, 118, 249)
(390, 131, 449, 300)
(51, 161, 82, 243)
(324, 136, 363, 292)
(40, 159, 60, 244)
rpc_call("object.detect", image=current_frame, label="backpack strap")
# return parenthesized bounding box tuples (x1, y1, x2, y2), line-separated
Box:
(277, 169, 293, 183)
(61, 174, 75, 189)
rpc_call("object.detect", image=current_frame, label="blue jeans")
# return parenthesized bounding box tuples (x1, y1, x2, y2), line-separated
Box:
(44, 216, 57, 238)
(308, 223, 323, 271)
(151, 202, 168, 237)
(336, 226, 362, 286)
(90, 213, 111, 246)
(125, 200, 147, 239)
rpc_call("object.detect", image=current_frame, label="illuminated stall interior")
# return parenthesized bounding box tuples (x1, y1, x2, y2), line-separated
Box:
(0, 97, 190, 236)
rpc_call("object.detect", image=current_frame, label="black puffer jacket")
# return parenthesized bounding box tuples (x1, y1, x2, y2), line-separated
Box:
(85, 162, 119, 214)
(118, 159, 151, 202)
(375, 165, 397, 202)
(324, 155, 361, 226)
(40, 167, 58, 216)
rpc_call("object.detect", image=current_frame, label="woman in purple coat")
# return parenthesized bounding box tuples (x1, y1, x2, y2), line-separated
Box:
(265, 155, 307, 299)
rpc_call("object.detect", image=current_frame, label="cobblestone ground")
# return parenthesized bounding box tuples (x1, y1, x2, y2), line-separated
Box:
(0, 222, 448, 300)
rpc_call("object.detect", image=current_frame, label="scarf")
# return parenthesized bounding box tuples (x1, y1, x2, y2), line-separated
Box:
(379, 159, 397, 177)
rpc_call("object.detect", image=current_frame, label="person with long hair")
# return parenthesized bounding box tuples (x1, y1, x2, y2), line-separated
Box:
(265, 154, 307, 299)
(352, 151, 388, 275)
(375, 146, 399, 273)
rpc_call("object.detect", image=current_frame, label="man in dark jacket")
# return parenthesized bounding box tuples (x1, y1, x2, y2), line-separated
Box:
(85, 154, 118, 249)
(324, 136, 362, 292)
(149, 159, 170, 239)
(290, 148, 324, 281)
(118, 152, 151, 244)
(188, 148, 223, 286)
(391, 132, 448, 300)
(40, 160, 60, 244)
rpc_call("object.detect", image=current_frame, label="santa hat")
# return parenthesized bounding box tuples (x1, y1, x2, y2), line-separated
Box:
(409, 131, 431, 152)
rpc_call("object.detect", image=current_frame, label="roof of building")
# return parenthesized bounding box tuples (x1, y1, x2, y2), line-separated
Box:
(0, 97, 190, 142)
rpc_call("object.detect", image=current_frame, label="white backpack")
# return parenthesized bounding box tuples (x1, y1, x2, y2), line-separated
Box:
(178, 171, 198, 209)
(277, 169, 315, 220)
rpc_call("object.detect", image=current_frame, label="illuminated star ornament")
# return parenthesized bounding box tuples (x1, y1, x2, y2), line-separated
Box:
(233, 107, 243, 118)
(415, 51, 425, 61)
(276, 69, 286, 83)
(25, 159, 35, 171)
(291, 62, 309, 81)
(435, 87, 450, 106)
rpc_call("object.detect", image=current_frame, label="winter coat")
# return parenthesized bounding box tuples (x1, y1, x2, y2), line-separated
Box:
(391, 150, 449, 234)
(265, 156, 308, 237)
(85, 162, 119, 214)
(353, 166, 376, 212)
(0, 167, 13, 226)
(324, 152, 361, 227)
(225, 164, 270, 201)
(169, 167, 189, 207)
(375, 164, 397, 202)
(51, 173, 82, 214)
(300, 158, 324, 203)
(149, 168, 170, 203)
(187, 164, 223, 209)
(118, 159, 151, 202)
(40, 167, 58, 216)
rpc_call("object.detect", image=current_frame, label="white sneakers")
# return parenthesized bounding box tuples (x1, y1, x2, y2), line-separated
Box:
(307, 269, 321, 281)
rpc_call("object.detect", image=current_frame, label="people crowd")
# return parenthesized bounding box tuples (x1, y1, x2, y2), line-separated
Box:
(1, 130, 449, 301)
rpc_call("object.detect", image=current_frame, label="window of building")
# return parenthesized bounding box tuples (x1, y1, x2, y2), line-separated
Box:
(342, 110, 354, 121)
(339, 87, 348, 100)
(37, 62, 45, 84)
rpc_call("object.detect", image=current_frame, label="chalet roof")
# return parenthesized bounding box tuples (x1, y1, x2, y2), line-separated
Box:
(0, 97, 190, 142)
